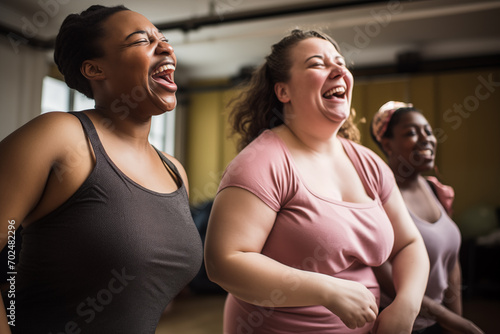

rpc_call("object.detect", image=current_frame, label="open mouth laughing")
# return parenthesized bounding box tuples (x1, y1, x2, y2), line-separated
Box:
(323, 86, 346, 99)
(151, 63, 176, 91)
(416, 148, 434, 159)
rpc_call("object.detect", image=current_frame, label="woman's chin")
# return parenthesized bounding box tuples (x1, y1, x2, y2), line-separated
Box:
(153, 95, 177, 113)
(327, 112, 349, 124)
(162, 95, 177, 111)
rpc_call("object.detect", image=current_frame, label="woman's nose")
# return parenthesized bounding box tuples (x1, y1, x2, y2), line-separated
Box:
(156, 41, 174, 55)
(419, 129, 434, 143)
(329, 65, 347, 79)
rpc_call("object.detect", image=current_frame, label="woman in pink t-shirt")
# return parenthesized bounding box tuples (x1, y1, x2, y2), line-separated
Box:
(204, 30, 429, 334)
(370, 102, 483, 334)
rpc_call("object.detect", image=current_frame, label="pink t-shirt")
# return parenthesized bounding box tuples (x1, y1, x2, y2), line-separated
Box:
(218, 130, 396, 334)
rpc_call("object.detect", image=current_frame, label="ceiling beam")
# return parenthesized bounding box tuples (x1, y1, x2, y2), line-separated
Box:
(0, 0, 420, 50)
(156, 0, 406, 32)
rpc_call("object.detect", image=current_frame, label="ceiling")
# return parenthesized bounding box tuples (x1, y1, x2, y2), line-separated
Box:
(1, 0, 500, 84)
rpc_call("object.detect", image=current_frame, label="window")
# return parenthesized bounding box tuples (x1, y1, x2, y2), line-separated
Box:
(41, 76, 175, 154)
(41, 76, 70, 113)
(149, 111, 176, 156)
(73, 88, 96, 111)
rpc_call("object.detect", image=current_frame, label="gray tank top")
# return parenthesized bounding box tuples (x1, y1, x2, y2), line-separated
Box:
(8, 112, 203, 333)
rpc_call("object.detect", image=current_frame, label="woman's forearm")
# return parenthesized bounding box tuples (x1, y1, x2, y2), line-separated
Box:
(443, 261, 462, 315)
(207, 250, 377, 311)
(207, 251, 330, 308)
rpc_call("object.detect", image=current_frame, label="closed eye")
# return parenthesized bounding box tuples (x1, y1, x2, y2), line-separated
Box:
(150, 37, 168, 44)
(131, 39, 149, 45)
(336, 57, 346, 66)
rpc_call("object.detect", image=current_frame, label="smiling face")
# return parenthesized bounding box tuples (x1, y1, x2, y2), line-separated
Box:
(91, 10, 177, 114)
(275, 37, 353, 130)
(385, 111, 437, 175)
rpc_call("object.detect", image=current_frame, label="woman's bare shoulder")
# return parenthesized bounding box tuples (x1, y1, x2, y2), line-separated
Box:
(1, 111, 87, 160)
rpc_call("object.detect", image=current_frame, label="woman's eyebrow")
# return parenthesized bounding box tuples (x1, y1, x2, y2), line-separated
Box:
(402, 123, 427, 128)
(124, 30, 147, 40)
(305, 55, 323, 63)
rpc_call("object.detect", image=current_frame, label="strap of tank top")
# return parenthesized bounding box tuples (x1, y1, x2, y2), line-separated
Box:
(153, 146, 183, 188)
(69, 112, 183, 188)
(68, 111, 104, 157)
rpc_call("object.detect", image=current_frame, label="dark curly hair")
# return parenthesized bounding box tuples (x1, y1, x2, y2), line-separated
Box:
(53, 5, 129, 99)
(228, 29, 360, 152)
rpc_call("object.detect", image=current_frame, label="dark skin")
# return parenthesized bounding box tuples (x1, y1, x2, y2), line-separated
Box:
(375, 111, 483, 334)
(382, 111, 440, 223)
(0, 10, 187, 332)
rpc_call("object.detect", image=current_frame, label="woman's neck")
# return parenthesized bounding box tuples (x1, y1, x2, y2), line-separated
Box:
(279, 122, 342, 156)
(89, 106, 153, 148)
(395, 171, 421, 190)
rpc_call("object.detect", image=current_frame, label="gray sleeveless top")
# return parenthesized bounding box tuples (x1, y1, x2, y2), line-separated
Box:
(407, 180, 461, 331)
(8, 112, 203, 333)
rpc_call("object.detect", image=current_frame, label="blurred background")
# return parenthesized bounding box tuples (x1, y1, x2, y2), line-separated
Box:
(1, 0, 499, 333)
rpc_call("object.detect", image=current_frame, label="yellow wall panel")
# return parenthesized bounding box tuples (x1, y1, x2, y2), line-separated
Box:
(186, 91, 222, 205)
(408, 74, 436, 128)
(435, 69, 500, 217)
(354, 77, 409, 155)
(221, 89, 240, 169)
(351, 83, 369, 145)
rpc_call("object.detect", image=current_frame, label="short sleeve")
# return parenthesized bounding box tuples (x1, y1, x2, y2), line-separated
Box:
(218, 131, 294, 212)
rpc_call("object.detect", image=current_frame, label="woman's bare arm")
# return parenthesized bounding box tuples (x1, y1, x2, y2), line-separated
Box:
(0, 112, 89, 332)
(373, 186, 430, 334)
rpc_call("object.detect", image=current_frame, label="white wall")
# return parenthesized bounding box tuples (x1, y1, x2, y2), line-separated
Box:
(0, 37, 48, 141)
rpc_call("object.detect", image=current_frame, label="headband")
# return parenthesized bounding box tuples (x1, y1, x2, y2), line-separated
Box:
(372, 101, 413, 143)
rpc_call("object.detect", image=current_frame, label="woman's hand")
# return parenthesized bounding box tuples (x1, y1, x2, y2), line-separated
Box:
(323, 278, 378, 329)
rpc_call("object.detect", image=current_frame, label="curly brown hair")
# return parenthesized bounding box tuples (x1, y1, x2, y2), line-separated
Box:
(228, 29, 360, 152)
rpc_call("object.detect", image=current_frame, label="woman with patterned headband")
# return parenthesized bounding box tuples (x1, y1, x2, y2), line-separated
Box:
(370, 101, 483, 334)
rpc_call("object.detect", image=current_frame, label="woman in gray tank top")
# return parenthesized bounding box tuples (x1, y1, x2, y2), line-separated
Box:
(0, 5, 202, 333)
